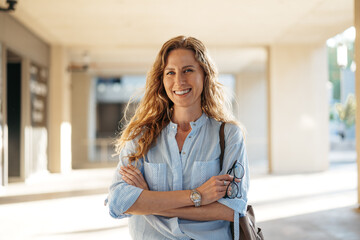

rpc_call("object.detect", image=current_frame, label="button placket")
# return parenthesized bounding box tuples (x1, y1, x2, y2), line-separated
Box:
(168, 127, 182, 190)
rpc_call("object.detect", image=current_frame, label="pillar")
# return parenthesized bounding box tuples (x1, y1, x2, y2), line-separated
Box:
(355, 0, 360, 207)
(268, 44, 329, 173)
(71, 72, 93, 169)
(235, 71, 268, 171)
(48, 46, 72, 173)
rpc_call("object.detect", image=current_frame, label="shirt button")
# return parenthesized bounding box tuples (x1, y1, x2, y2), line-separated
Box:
(172, 126, 175, 129)
(193, 123, 196, 126)
(182, 152, 186, 155)
(189, 136, 192, 139)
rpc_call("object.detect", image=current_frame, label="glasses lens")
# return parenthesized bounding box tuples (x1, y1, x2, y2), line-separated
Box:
(233, 163, 244, 179)
(228, 182, 238, 198)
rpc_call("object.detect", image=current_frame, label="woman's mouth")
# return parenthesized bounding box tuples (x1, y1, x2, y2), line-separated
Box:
(174, 88, 191, 95)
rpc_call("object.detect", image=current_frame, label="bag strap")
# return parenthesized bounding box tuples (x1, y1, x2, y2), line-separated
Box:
(219, 122, 226, 171)
(220, 122, 264, 240)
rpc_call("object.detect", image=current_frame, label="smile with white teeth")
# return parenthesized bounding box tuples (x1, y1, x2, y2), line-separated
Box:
(174, 89, 191, 95)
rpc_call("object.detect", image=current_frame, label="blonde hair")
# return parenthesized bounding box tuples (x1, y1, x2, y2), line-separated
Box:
(115, 36, 239, 162)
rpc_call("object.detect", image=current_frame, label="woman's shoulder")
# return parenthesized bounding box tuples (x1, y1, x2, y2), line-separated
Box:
(121, 133, 142, 153)
(208, 117, 245, 143)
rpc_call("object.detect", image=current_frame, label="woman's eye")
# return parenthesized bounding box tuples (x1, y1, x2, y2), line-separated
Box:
(184, 69, 193, 73)
(166, 71, 175, 75)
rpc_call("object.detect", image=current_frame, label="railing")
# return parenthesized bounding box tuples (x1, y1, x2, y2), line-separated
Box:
(86, 138, 118, 163)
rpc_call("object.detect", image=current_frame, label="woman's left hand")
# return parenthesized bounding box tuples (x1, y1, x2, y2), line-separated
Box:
(119, 165, 149, 190)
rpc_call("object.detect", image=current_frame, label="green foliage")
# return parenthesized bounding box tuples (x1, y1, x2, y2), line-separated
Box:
(335, 94, 356, 128)
(327, 46, 341, 101)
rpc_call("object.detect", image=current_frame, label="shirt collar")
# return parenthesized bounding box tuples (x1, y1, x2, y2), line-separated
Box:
(167, 112, 208, 134)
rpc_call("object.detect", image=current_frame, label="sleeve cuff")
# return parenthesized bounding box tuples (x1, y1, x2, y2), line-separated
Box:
(217, 198, 247, 217)
(108, 184, 144, 219)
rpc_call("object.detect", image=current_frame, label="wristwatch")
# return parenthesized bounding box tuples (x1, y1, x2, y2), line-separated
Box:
(190, 189, 202, 207)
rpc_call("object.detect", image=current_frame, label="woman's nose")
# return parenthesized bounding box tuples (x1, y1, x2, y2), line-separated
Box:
(175, 72, 185, 85)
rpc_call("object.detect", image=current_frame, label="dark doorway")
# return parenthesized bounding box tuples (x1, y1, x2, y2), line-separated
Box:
(7, 50, 22, 178)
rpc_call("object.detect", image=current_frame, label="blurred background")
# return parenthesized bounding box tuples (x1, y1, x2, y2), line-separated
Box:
(0, 0, 359, 239)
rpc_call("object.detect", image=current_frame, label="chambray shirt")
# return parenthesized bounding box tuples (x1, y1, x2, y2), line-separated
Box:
(107, 113, 249, 240)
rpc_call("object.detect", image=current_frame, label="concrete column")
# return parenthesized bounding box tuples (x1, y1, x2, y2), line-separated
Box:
(268, 44, 329, 173)
(355, 0, 360, 206)
(235, 71, 268, 171)
(48, 46, 71, 173)
(71, 72, 92, 169)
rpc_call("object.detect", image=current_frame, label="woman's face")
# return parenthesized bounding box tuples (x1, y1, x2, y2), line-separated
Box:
(163, 49, 204, 112)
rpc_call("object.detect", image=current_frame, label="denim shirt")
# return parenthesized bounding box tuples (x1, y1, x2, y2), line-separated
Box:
(106, 113, 249, 240)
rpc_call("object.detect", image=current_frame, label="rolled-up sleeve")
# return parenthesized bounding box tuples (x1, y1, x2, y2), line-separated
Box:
(217, 123, 249, 217)
(106, 140, 144, 219)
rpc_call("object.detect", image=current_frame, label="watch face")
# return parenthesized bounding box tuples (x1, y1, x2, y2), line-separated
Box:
(191, 190, 201, 207)
(192, 192, 200, 200)
(191, 190, 201, 202)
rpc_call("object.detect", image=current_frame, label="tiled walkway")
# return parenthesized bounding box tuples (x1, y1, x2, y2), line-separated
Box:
(0, 161, 359, 240)
(251, 162, 360, 240)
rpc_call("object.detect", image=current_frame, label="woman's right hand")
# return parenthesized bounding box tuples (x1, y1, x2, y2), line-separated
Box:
(119, 164, 149, 190)
(197, 174, 239, 205)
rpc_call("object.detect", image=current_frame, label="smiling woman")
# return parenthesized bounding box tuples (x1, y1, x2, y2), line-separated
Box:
(163, 49, 204, 116)
(106, 36, 249, 240)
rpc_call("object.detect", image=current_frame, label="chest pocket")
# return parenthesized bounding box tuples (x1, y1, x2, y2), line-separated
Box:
(190, 159, 220, 189)
(144, 162, 167, 191)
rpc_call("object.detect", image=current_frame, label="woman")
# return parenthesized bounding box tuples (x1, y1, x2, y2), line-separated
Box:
(106, 36, 249, 240)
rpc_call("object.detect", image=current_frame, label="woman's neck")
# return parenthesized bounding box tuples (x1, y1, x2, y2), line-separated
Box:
(171, 107, 202, 131)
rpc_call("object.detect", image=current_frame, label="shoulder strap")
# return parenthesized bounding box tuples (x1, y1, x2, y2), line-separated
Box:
(219, 122, 225, 171)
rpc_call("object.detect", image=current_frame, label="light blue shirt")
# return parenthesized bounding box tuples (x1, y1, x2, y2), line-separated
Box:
(106, 113, 249, 240)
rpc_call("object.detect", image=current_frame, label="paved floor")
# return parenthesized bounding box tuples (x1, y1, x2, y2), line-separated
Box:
(251, 162, 360, 240)
(0, 168, 130, 240)
(0, 160, 359, 240)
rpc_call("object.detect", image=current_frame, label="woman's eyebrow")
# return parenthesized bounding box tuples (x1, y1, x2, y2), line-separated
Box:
(165, 65, 195, 70)
(182, 65, 195, 69)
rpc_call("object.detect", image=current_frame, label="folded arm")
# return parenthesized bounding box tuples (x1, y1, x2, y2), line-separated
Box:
(120, 165, 237, 221)
(154, 202, 234, 222)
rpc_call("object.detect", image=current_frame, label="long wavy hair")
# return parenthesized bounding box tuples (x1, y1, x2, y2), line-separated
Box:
(115, 35, 239, 162)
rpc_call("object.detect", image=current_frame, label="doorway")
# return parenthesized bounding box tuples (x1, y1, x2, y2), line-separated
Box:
(6, 50, 22, 180)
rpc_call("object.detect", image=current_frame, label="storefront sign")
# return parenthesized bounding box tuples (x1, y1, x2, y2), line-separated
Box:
(30, 64, 47, 127)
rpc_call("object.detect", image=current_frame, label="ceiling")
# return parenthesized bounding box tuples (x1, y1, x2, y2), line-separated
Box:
(8, 0, 354, 75)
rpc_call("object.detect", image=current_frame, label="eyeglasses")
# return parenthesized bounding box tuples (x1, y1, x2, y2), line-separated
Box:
(225, 161, 244, 199)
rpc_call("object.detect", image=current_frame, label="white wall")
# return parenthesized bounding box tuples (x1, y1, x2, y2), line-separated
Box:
(0, 14, 49, 67)
(0, 14, 50, 182)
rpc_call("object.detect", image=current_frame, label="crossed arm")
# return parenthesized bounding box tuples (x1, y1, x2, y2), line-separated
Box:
(119, 165, 238, 222)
